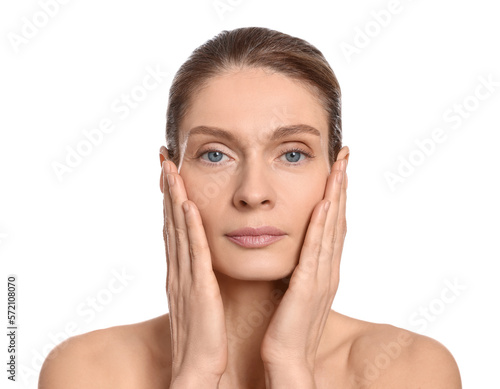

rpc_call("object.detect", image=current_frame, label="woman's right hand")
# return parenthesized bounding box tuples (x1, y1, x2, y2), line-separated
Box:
(161, 159, 228, 386)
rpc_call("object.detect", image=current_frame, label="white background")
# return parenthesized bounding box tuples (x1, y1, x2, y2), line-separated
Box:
(1, 0, 499, 387)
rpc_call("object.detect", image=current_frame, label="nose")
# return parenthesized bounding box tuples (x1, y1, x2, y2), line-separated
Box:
(232, 161, 276, 210)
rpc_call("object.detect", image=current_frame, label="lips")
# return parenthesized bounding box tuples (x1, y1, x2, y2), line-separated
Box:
(225, 226, 286, 248)
(226, 226, 285, 237)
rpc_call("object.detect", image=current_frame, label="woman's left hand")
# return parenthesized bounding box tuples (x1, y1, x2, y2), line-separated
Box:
(260, 158, 348, 374)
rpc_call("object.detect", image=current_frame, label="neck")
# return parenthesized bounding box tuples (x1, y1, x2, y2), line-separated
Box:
(214, 270, 290, 388)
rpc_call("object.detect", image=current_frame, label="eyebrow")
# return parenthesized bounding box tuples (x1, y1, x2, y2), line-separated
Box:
(186, 124, 321, 143)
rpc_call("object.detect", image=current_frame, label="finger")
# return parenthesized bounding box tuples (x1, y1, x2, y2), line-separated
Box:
(295, 198, 331, 283)
(330, 168, 348, 288)
(316, 163, 346, 329)
(318, 160, 345, 270)
(163, 161, 178, 325)
(163, 161, 178, 292)
(322, 162, 345, 252)
(182, 200, 214, 285)
(294, 159, 344, 282)
(166, 170, 193, 285)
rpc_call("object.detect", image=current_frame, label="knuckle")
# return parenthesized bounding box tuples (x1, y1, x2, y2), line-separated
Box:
(322, 240, 334, 257)
(337, 218, 347, 237)
(311, 241, 323, 256)
(303, 240, 322, 257)
(163, 222, 175, 237)
(300, 256, 318, 275)
(174, 226, 187, 241)
(190, 242, 209, 259)
(340, 218, 347, 236)
(304, 237, 321, 250)
(163, 230, 174, 249)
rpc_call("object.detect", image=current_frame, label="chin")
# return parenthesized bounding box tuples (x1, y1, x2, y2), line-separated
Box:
(211, 250, 298, 282)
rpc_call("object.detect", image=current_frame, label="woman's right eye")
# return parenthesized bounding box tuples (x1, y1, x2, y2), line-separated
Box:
(198, 149, 230, 165)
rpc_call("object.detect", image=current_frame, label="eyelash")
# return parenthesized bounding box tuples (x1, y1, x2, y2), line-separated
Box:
(196, 146, 315, 167)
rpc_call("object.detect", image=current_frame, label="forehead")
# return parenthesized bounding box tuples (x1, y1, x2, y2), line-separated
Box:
(179, 67, 328, 145)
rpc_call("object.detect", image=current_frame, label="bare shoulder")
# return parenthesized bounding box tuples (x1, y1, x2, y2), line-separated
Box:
(343, 315, 462, 388)
(38, 314, 171, 389)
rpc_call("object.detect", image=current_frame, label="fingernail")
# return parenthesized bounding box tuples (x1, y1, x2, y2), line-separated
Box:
(163, 161, 171, 174)
(324, 201, 331, 213)
(340, 159, 346, 171)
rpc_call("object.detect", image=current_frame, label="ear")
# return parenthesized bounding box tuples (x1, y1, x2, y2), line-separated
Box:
(159, 146, 170, 193)
(336, 145, 350, 166)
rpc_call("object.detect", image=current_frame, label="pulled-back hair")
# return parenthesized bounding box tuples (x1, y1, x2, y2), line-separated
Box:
(165, 26, 342, 167)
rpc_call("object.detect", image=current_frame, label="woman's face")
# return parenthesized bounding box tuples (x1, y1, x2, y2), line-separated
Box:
(177, 67, 332, 281)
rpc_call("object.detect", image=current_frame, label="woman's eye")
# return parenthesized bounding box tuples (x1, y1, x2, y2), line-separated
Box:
(279, 148, 314, 165)
(281, 150, 305, 163)
(199, 150, 229, 164)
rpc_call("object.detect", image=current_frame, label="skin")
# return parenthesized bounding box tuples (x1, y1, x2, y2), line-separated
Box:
(38, 67, 462, 389)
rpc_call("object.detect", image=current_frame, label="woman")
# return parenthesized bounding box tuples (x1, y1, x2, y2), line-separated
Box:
(39, 27, 461, 388)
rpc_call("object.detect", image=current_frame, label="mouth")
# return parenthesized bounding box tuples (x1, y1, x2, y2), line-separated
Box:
(225, 226, 286, 248)
(225, 235, 286, 248)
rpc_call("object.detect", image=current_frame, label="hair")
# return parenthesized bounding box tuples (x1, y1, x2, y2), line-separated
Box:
(165, 26, 342, 167)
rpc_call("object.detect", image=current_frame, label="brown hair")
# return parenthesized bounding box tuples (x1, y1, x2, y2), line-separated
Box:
(165, 26, 342, 167)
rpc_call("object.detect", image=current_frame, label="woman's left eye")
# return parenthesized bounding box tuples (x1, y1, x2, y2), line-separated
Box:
(279, 148, 313, 164)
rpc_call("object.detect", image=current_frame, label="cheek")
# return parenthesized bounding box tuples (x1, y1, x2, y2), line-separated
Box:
(182, 174, 212, 213)
(181, 173, 225, 228)
(284, 173, 327, 226)
(287, 171, 326, 202)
